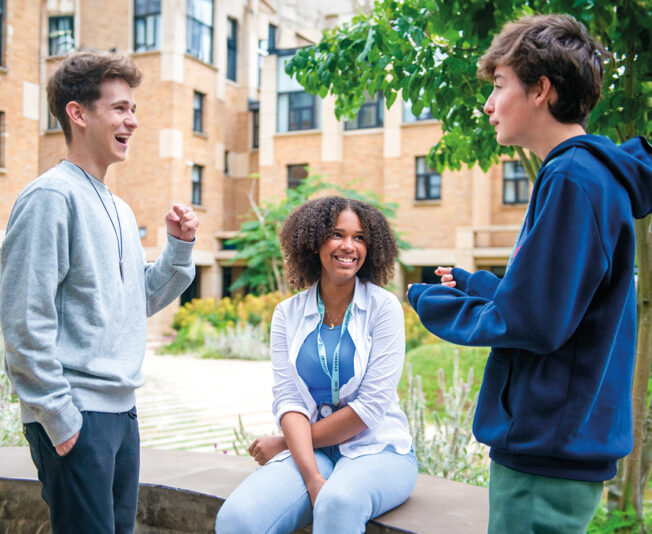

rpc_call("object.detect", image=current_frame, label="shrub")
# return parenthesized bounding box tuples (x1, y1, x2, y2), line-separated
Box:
(399, 342, 488, 417)
(164, 292, 286, 355)
(0, 328, 27, 447)
(402, 302, 439, 351)
(401, 353, 489, 486)
(167, 294, 439, 357)
(200, 323, 270, 360)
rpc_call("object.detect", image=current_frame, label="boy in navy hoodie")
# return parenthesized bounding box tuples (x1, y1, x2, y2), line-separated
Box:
(408, 14, 652, 533)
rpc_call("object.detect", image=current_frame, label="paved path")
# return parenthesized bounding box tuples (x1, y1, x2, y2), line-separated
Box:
(137, 347, 277, 454)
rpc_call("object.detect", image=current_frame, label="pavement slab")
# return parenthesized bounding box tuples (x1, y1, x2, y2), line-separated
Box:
(137, 349, 277, 454)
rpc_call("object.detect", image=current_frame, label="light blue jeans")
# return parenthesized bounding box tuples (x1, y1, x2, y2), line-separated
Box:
(215, 446, 418, 534)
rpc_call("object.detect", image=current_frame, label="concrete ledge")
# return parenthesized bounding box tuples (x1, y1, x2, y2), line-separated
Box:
(0, 447, 488, 533)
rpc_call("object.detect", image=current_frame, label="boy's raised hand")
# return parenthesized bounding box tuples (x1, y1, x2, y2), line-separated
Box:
(165, 204, 199, 242)
(435, 266, 456, 288)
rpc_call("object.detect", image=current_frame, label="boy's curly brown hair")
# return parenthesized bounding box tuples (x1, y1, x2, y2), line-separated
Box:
(279, 196, 398, 290)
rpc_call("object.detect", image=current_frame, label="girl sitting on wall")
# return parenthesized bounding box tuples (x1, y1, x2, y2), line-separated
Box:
(215, 196, 417, 534)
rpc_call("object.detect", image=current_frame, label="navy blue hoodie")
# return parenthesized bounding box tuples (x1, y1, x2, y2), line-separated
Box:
(408, 135, 652, 481)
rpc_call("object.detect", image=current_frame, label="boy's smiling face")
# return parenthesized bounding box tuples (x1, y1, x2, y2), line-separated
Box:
(483, 65, 538, 149)
(81, 78, 138, 171)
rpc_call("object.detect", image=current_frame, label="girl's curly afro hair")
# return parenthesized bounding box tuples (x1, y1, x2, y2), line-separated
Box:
(280, 196, 398, 290)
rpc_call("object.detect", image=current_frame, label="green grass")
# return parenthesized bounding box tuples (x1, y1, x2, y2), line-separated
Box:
(588, 503, 652, 533)
(398, 340, 490, 417)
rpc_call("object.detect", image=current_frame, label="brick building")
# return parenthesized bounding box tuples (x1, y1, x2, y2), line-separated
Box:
(0, 0, 529, 335)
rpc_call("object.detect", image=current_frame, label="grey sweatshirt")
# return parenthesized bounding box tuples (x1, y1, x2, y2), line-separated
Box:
(0, 160, 195, 445)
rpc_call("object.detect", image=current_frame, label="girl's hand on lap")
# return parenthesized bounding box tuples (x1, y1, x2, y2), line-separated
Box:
(248, 436, 287, 465)
(306, 473, 327, 506)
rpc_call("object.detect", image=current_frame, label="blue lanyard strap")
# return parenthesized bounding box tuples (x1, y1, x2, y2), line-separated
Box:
(316, 287, 353, 405)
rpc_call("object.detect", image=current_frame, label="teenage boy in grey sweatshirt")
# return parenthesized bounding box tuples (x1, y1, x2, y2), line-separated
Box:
(0, 51, 198, 533)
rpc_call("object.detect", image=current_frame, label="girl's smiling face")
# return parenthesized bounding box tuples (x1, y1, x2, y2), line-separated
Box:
(319, 209, 367, 284)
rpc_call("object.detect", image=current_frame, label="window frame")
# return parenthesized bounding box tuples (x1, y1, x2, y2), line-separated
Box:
(344, 92, 384, 130)
(287, 164, 308, 189)
(226, 17, 237, 82)
(192, 90, 204, 133)
(415, 156, 442, 201)
(134, 0, 161, 52)
(186, 0, 213, 64)
(48, 15, 75, 57)
(191, 164, 203, 205)
(502, 160, 530, 204)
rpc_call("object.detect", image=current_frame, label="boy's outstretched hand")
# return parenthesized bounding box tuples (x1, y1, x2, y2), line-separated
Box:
(435, 266, 456, 288)
(406, 266, 456, 298)
(166, 204, 199, 242)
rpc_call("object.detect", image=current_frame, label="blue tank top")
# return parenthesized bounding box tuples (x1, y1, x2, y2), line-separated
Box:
(296, 323, 356, 405)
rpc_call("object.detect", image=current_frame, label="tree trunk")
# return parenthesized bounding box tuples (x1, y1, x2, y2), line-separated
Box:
(606, 41, 652, 517)
(630, 215, 652, 513)
(515, 147, 541, 183)
(612, 215, 652, 517)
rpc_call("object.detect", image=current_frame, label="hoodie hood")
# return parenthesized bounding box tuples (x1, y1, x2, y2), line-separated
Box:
(544, 135, 652, 219)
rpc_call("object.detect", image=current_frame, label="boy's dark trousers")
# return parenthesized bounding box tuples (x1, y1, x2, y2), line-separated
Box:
(23, 407, 140, 534)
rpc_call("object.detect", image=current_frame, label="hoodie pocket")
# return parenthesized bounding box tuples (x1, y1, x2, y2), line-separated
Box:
(473, 355, 513, 450)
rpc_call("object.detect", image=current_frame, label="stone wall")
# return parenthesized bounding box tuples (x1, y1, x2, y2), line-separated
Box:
(0, 447, 489, 533)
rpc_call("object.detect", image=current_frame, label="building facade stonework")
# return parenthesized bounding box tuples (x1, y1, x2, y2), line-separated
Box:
(0, 0, 529, 336)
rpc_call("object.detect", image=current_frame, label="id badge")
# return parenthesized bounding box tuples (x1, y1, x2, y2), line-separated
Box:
(317, 403, 338, 421)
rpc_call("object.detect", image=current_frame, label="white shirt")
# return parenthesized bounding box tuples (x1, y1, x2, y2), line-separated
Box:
(270, 278, 412, 460)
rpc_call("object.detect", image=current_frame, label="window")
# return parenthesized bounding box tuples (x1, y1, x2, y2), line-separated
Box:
(0, 111, 4, 168)
(192, 91, 204, 133)
(344, 92, 383, 130)
(287, 164, 308, 189)
(134, 0, 161, 52)
(415, 156, 441, 201)
(252, 108, 259, 148)
(227, 17, 237, 81)
(290, 92, 317, 130)
(47, 112, 61, 131)
(191, 164, 203, 205)
(224, 150, 229, 175)
(277, 54, 320, 132)
(267, 24, 276, 53)
(138, 226, 147, 239)
(403, 100, 434, 122)
(278, 90, 317, 132)
(221, 266, 232, 298)
(48, 15, 74, 56)
(186, 0, 213, 63)
(0, 0, 4, 66)
(503, 161, 529, 204)
(257, 24, 277, 87)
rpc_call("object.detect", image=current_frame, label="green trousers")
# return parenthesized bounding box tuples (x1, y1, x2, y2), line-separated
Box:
(489, 461, 603, 534)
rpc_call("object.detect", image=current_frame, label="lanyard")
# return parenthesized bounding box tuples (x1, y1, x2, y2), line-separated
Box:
(316, 287, 353, 405)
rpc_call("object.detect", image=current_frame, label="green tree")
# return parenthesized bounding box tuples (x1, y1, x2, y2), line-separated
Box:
(227, 170, 410, 295)
(285, 0, 651, 520)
